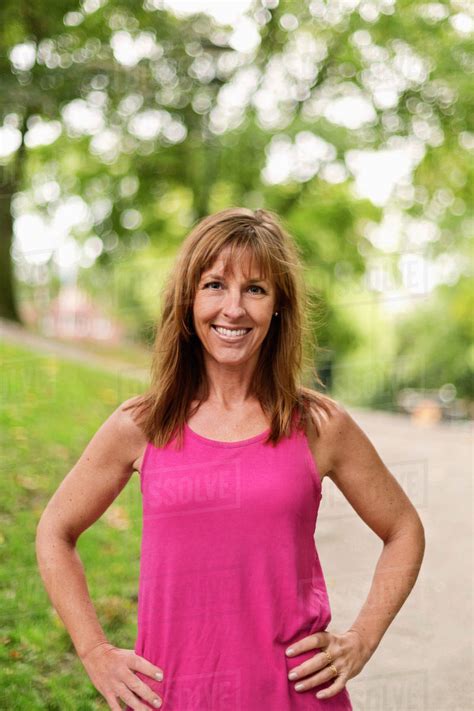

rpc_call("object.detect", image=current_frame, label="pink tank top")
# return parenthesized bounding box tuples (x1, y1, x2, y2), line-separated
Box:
(126, 418, 353, 710)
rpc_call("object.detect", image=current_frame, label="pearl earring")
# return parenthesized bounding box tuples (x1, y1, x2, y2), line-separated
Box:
(274, 311, 279, 316)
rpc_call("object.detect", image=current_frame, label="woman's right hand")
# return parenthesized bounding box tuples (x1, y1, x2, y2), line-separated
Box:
(80, 642, 164, 710)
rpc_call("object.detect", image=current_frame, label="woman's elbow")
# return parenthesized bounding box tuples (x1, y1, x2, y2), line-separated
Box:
(35, 512, 76, 550)
(389, 510, 426, 561)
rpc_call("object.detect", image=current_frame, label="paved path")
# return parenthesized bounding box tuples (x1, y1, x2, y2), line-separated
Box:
(1, 318, 472, 709)
(0, 317, 150, 383)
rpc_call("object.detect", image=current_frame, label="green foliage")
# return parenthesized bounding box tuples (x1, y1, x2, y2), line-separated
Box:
(0, 0, 471, 400)
(394, 275, 474, 398)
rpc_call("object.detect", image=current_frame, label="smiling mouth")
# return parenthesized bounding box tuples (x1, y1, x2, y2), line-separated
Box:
(211, 325, 252, 338)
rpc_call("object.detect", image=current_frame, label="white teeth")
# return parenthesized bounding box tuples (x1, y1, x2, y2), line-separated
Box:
(214, 326, 250, 337)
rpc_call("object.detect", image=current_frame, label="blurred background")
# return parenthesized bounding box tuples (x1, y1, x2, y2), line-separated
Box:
(1, 0, 472, 418)
(0, 1, 472, 709)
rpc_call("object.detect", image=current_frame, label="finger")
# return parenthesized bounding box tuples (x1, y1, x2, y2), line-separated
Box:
(292, 663, 339, 692)
(285, 630, 331, 657)
(315, 676, 348, 700)
(117, 682, 160, 711)
(287, 650, 332, 681)
(104, 693, 123, 711)
(129, 653, 164, 682)
(124, 671, 163, 709)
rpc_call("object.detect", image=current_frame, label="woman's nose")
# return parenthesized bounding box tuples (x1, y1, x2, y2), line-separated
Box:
(222, 291, 246, 318)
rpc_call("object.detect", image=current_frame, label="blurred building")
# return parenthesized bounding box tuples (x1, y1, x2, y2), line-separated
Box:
(35, 284, 124, 343)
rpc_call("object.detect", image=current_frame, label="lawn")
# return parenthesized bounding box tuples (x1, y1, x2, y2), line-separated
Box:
(0, 340, 146, 709)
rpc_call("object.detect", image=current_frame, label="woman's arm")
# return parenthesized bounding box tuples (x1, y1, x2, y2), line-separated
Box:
(311, 400, 426, 658)
(284, 401, 426, 701)
(35, 398, 146, 660)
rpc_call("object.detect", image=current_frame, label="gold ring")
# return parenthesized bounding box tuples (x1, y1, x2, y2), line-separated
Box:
(329, 663, 339, 677)
(322, 649, 333, 664)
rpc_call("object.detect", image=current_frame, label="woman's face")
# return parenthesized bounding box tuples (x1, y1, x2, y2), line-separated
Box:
(192, 247, 276, 368)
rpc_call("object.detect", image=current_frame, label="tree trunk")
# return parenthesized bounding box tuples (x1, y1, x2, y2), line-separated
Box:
(0, 167, 21, 323)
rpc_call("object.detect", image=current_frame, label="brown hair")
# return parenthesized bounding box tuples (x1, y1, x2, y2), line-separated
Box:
(123, 206, 336, 448)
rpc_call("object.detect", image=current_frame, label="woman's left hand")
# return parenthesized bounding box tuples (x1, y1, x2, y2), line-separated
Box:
(285, 629, 372, 700)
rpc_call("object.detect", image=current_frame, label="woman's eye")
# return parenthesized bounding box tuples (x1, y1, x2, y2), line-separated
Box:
(203, 282, 266, 294)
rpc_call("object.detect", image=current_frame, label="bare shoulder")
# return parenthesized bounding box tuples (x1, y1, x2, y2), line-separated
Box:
(303, 391, 351, 481)
(303, 390, 425, 542)
(36, 395, 149, 542)
(115, 396, 149, 472)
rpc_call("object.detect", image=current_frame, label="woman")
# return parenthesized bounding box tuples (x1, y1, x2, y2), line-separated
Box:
(36, 207, 425, 710)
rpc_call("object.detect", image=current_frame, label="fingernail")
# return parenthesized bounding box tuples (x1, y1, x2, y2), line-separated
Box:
(152, 698, 162, 707)
(295, 682, 305, 691)
(288, 671, 298, 680)
(155, 671, 163, 681)
(285, 647, 295, 656)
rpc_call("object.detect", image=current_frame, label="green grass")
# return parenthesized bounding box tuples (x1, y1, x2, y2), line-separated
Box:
(0, 341, 146, 709)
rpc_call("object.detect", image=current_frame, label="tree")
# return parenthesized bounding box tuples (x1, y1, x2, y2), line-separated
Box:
(0, 0, 471, 347)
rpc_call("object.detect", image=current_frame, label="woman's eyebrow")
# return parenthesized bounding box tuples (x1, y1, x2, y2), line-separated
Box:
(202, 272, 268, 283)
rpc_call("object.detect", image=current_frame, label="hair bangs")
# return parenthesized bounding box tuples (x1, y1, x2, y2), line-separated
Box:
(197, 228, 274, 286)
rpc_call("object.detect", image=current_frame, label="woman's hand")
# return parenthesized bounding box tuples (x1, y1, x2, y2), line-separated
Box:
(285, 628, 372, 700)
(80, 642, 165, 710)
